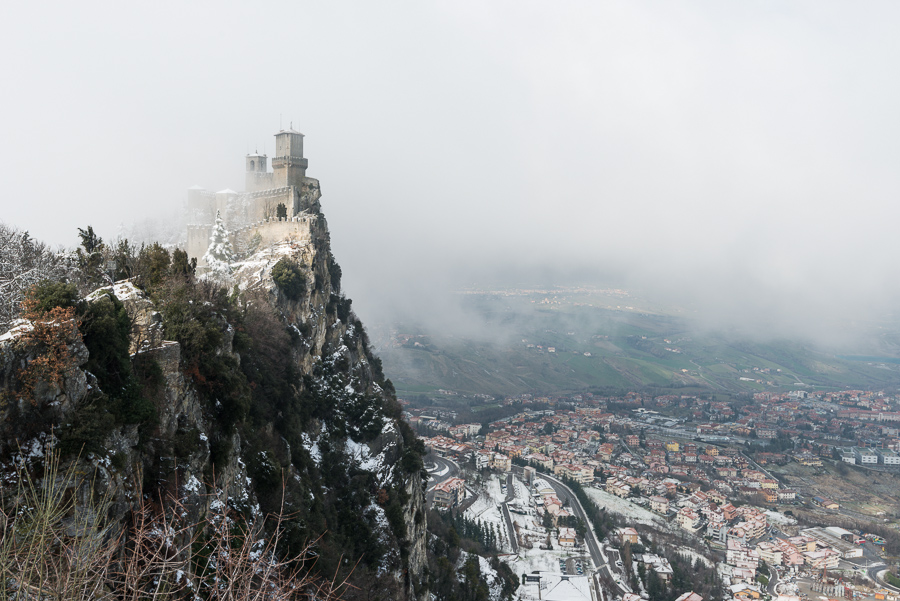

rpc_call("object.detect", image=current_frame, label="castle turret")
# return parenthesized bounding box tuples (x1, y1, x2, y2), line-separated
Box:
(272, 129, 308, 189)
(245, 152, 272, 192)
(246, 152, 267, 173)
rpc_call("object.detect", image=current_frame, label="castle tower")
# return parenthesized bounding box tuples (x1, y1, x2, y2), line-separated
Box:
(246, 152, 267, 174)
(272, 128, 308, 189)
(245, 151, 271, 192)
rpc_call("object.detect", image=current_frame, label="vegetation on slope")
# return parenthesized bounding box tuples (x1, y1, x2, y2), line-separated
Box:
(0, 227, 427, 599)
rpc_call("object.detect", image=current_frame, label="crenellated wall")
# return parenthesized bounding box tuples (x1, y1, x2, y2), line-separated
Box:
(188, 216, 318, 267)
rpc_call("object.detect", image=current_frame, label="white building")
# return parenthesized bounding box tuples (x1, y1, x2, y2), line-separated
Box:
(854, 447, 878, 465)
(877, 448, 900, 465)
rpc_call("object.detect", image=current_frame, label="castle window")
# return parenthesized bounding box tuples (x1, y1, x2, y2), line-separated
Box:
(250, 160, 255, 171)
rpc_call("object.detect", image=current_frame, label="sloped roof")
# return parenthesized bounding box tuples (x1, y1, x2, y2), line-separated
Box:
(544, 577, 591, 601)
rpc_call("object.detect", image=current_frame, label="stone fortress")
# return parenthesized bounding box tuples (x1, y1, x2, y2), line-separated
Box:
(186, 128, 322, 267)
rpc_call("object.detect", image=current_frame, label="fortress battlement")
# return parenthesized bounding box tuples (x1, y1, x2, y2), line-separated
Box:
(247, 186, 292, 198)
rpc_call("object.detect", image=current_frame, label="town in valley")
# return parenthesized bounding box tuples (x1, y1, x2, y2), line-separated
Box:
(407, 387, 900, 601)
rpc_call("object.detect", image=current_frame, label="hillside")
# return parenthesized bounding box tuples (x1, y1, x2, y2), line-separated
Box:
(0, 209, 428, 599)
(376, 288, 900, 400)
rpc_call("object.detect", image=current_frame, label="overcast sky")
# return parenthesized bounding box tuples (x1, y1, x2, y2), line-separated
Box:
(3, 1, 900, 344)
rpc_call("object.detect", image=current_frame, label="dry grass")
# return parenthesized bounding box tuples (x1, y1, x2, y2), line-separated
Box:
(0, 450, 352, 600)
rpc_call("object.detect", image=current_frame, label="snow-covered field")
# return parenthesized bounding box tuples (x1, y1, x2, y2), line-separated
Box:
(465, 490, 496, 518)
(465, 475, 513, 551)
(583, 487, 674, 531)
(510, 511, 548, 550)
(511, 476, 531, 501)
(485, 475, 505, 501)
(466, 474, 506, 518)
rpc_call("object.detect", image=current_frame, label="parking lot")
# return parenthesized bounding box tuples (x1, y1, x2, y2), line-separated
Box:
(560, 556, 590, 576)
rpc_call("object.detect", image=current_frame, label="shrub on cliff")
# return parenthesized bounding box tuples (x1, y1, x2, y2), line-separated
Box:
(78, 290, 156, 442)
(153, 277, 250, 433)
(0, 449, 348, 601)
(328, 259, 342, 293)
(13, 283, 156, 456)
(14, 284, 83, 411)
(271, 258, 305, 300)
(26, 281, 80, 313)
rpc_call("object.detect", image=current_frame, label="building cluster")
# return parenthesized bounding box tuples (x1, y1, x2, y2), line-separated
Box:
(531, 478, 572, 525)
(413, 389, 899, 601)
(740, 391, 900, 451)
(432, 477, 466, 509)
(421, 406, 807, 508)
(416, 390, 900, 528)
(838, 446, 900, 466)
(411, 388, 900, 466)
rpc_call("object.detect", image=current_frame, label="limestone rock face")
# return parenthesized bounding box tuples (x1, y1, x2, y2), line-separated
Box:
(111, 281, 166, 354)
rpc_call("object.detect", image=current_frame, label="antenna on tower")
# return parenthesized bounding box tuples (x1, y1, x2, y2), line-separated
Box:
(280, 114, 283, 130)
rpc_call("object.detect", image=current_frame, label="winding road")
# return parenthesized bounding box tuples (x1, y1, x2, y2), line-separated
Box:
(424, 453, 459, 507)
(540, 473, 634, 598)
(501, 473, 519, 553)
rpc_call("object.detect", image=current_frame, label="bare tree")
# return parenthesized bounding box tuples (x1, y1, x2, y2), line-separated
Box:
(0, 223, 71, 333)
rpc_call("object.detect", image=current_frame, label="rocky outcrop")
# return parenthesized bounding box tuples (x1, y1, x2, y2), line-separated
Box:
(0, 201, 427, 599)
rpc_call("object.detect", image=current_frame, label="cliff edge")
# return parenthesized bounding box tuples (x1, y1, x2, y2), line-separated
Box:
(0, 192, 427, 599)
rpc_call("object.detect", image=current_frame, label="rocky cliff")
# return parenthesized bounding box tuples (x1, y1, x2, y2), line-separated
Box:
(0, 184, 427, 600)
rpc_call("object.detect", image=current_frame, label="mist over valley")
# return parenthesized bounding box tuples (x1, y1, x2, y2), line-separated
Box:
(4, 4, 900, 601)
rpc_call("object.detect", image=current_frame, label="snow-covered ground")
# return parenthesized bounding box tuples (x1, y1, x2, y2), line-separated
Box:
(674, 547, 714, 569)
(503, 545, 583, 576)
(466, 474, 506, 514)
(511, 475, 531, 501)
(583, 487, 674, 531)
(485, 474, 505, 501)
(765, 509, 797, 526)
(465, 475, 513, 551)
(457, 550, 506, 601)
(466, 489, 499, 519)
(510, 511, 548, 551)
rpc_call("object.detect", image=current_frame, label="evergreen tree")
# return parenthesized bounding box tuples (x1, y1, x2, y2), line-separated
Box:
(76, 225, 106, 272)
(202, 211, 234, 279)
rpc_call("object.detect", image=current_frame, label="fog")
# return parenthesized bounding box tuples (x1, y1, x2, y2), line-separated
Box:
(3, 1, 900, 348)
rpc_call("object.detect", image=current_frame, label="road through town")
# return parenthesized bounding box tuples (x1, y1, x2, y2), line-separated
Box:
(541, 473, 633, 598)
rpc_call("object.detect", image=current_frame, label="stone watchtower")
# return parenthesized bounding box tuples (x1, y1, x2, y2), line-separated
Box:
(272, 129, 308, 189)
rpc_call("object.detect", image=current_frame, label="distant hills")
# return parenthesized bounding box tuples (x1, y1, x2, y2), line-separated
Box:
(374, 287, 900, 400)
